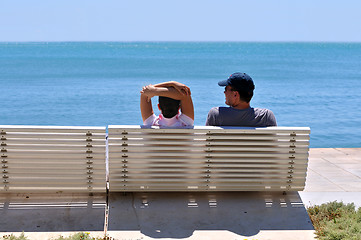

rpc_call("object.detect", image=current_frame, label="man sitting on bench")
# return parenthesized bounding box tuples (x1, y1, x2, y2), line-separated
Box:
(206, 72, 277, 127)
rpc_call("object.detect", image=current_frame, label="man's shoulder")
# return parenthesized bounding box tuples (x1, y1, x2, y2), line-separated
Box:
(253, 107, 275, 116)
(253, 107, 277, 126)
(209, 106, 220, 111)
(208, 107, 220, 115)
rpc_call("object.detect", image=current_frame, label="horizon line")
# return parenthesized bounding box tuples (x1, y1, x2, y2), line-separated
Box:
(1, 40, 361, 44)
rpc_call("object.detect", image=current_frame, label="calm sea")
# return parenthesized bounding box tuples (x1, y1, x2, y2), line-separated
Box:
(1, 42, 360, 148)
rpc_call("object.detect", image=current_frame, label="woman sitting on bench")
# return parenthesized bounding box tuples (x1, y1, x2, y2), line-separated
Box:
(140, 81, 194, 127)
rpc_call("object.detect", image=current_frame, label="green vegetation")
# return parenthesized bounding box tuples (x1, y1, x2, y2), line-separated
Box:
(52, 232, 114, 240)
(2, 233, 28, 240)
(1, 232, 115, 240)
(307, 201, 361, 240)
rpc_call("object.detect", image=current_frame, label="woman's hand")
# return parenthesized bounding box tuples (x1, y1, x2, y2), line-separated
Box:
(140, 84, 157, 102)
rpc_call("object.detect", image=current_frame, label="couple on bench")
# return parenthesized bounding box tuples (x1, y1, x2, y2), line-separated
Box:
(140, 72, 277, 128)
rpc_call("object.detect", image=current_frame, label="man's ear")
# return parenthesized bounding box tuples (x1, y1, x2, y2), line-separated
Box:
(234, 91, 241, 101)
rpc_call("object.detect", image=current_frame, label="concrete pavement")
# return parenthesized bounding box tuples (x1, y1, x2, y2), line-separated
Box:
(299, 148, 361, 209)
(1, 148, 360, 240)
(107, 191, 314, 240)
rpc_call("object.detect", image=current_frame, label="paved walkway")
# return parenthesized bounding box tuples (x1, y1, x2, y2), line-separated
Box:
(1, 148, 360, 240)
(300, 148, 361, 209)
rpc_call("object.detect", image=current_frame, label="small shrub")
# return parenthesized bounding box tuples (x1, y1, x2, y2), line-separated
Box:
(53, 232, 115, 240)
(2, 232, 28, 240)
(55, 232, 92, 240)
(307, 201, 361, 240)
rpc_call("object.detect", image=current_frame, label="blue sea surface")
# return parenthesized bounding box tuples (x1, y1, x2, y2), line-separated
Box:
(1, 42, 360, 148)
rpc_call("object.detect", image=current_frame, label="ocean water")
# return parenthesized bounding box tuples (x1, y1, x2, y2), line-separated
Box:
(1, 42, 360, 148)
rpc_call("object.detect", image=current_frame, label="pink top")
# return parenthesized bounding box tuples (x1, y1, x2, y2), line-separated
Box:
(143, 113, 194, 127)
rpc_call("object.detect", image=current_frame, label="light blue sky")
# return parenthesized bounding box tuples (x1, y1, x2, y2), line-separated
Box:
(1, 0, 361, 42)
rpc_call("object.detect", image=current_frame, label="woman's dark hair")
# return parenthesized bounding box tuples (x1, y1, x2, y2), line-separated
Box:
(158, 96, 180, 118)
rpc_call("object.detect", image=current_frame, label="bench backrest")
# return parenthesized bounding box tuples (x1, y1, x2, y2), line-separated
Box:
(0, 125, 106, 193)
(108, 125, 310, 192)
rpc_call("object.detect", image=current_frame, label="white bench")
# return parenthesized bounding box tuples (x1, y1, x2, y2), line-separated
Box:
(0, 125, 106, 193)
(108, 125, 310, 192)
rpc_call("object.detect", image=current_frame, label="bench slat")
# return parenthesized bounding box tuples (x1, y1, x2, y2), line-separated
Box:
(109, 140, 309, 146)
(2, 133, 105, 140)
(2, 139, 105, 145)
(110, 134, 309, 141)
(110, 146, 309, 153)
(109, 125, 310, 133)
(0, 125, 106, 133)
(109, 152, 308, 158)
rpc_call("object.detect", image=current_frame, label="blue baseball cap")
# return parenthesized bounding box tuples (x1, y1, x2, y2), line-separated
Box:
(218, 72, 255, 91)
